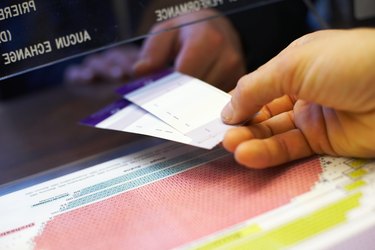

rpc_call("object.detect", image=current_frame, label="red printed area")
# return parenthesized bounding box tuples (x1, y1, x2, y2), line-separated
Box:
(34, 156, 322, 250)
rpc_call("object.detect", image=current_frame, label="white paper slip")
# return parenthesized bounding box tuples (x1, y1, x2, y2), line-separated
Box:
(81, 99, 192, 145)
(120, 71, 233, 147)
(83, 70, 233, 149)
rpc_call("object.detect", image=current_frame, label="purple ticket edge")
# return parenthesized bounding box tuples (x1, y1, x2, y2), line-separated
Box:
(116, 68, 174, 95)
(80, 99, 131, 126)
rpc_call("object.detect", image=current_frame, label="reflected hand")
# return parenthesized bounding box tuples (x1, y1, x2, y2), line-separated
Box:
(64, 46, 140, 84)
(133, 9, 246, 92)
(221, 29, 375, 168)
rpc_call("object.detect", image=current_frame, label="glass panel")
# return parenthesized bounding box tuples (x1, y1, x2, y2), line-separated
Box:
(0, 0, 284, 80)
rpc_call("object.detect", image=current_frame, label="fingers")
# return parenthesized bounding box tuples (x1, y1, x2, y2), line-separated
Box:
(134, 10, 246, 89)
(223, 110, 296, 152)
(220, 30, 339, 125)
(223, 29, 375, 125)
(221, 66, 288, 125)
(232, 129, 313, 169)
(250, 95, 295, 123)
(221, 29, 375, 168)
(222, 110, 314, 169)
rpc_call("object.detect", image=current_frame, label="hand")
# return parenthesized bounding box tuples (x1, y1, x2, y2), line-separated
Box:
(221, 29, 375, 168)
(133, 9, 246, 92)
(64, 45, 140, 84)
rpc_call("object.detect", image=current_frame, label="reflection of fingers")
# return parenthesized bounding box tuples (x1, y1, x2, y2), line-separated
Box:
(251, 95, 295, 123)
(106, 51, 139, 80)
(234, 129, 313, 169)
(223, 111, 295, 151)
(204, 50, 245, 92)
(64, 66, 81, 83)
(107, 66, 128, 80)
(175, 36, 216, 79)
(106, 48, 140, 68)
(64, 65, 95, 84)
(85, 57, 111, 76)
(84, 57, 125, 81)
(133, 31, 177, 76)
(175, 48, 213, 80)
(105, 46, 140, 62)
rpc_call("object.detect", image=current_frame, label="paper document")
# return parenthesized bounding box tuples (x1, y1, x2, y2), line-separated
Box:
(1, 139, 375, 250)
(81, 99, 192, 145)
(81, 70, 233, 149)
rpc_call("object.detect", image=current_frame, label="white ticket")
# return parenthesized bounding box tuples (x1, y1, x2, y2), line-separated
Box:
(82, 70, 233, 149)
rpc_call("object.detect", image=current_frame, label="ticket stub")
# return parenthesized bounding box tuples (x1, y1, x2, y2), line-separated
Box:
(82, 70, 233, 149)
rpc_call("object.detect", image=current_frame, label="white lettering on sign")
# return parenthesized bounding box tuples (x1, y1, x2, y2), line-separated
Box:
(2, 41, 52, 65)
(55, 30, 92, 50)
(0, 30, 12, 44)
(1, 30, 93, 66)
(155, 0, 224, 22)
(0, 0, 37, 21)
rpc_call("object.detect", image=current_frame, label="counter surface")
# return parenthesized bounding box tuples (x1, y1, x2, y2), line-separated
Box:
(0, 83, 141, 185)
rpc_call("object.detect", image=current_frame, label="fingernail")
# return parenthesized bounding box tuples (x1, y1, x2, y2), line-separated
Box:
(221, 103, 233, 123)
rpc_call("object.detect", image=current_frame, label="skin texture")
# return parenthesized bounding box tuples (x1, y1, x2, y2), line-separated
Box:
(221, 28, 375, 169)
(65, 10, 246, 91)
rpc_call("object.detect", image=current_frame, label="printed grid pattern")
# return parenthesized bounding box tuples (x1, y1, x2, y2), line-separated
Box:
(34, 155, 322, 250)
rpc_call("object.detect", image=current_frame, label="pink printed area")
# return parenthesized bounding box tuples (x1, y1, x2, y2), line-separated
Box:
(34, 156, 322, 250)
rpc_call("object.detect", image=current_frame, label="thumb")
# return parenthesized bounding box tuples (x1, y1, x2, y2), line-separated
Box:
(133, 30, 177, 76)
(221, 52, 302, 124)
